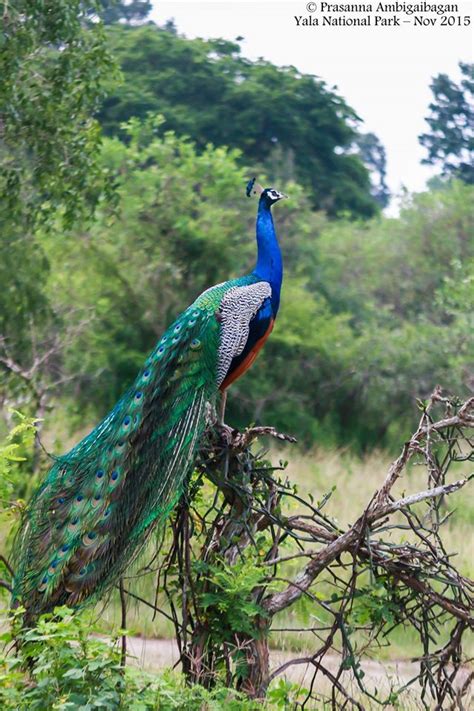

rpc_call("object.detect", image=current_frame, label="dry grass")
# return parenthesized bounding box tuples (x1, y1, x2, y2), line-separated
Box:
(95, 444, 473, 666)
(278, 445, 473, 576)
(1, 441, 471, 707)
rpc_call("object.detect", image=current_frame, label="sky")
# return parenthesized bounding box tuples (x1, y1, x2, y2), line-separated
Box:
(150, 1, 473, 211)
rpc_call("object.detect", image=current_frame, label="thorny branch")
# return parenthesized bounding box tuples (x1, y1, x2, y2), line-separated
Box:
(0, 389, 470, 706)
(264, 390, 473, 620)
(145, 390, 473, 708)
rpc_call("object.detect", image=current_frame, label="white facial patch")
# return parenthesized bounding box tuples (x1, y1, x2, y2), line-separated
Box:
(268, 189, 282, 200)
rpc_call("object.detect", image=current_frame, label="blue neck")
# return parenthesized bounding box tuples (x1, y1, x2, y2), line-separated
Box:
(253, 199, 283, 314)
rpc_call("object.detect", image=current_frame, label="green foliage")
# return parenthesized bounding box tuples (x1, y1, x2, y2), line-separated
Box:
(0, 607, 258, 710)
(0, 1, 119, 409)
(3, 113, 472, 451)
(38, 116, 253, 413)
(98, 24, 378, 218)
(356, 132, 390, 207)
(0, 412, 36, 589)
(350, 578, 401, 627)
(419, 62, 474, 184)
(0, 230, 51, 372)
(0, 0, 118, 230)
(98, 0, 152, 25)
(0, 411, 36, 511)
(3, 607, 124, 709)
(266, 679, 309, 708)
(198, 558, 269, 641)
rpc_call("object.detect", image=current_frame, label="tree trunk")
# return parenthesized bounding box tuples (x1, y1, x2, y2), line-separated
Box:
(237, 618, 270, 699)
(185, 625, 212, 687)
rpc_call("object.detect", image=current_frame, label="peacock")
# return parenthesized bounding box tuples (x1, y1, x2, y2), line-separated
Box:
(12, 179, 286, 624)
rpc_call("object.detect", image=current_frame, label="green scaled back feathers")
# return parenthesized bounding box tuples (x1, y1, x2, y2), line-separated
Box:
(12, 294, 226, 624)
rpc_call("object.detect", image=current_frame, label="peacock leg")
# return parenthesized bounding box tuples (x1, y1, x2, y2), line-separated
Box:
(219, 389, 228, 425)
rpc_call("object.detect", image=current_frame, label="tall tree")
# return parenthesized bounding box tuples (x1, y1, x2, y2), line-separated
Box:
(356, 132, 390, 208)
(419, 62, 474, 184)
(98, 0, 152, 25)
(0, 0, 117, 231)
(0, 1, 117, 433)
(98, 25, 379, 218)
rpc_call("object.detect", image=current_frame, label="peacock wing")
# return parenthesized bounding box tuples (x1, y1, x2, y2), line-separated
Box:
(215, 281, 272, 386)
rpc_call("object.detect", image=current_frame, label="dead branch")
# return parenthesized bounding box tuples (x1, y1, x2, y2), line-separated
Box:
(143, 389, 473, 706)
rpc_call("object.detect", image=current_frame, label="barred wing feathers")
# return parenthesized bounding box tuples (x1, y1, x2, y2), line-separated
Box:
(216, 281, 272, 386)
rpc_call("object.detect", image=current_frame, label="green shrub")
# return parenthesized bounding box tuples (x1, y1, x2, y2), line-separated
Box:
(0, 607, 261, 710)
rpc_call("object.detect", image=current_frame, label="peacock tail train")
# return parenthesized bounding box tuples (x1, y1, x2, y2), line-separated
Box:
(12, 290, 227, 623)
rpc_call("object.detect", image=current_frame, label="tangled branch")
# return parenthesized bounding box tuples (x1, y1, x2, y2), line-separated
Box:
(140, 389, 473, 708)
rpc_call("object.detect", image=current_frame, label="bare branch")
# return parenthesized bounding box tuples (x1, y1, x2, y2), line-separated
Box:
(377, 477, 471, 517)
(107, 390, 474, 705)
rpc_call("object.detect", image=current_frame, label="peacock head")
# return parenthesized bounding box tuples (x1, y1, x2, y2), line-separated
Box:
(262, 187, 287, 205)
(246, 178, 287, 206)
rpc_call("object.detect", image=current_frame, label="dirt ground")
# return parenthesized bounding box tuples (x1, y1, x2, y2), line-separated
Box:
(124, 635, 473, 709)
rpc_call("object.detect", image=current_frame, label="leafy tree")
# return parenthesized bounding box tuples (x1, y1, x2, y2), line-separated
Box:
(98, 25, 379, 218)
(33, 117, 472, 450)
(97, 0, 152, 25)
(356, 132, 390, 207)
(0, 1, 117, 447)
(419, 62, 474, 184)
(303, 181, 474, 446)
(36, 117, 255, 416)
(0, 0, 117, 230)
